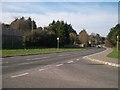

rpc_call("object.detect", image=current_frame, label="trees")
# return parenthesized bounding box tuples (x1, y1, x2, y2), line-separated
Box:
(69, 32, 77, 45)
(89, 33, 96, 46)
(78, 29, 89, 46)
(3, 16, 107, 49)
(89, 33, 105, 47)
(105, 24, 120, 49)
(47, 20, 76, 46)
(25, 30, 57, 48)
(95, 34, 102, 45)
(4, 18, 77, 48)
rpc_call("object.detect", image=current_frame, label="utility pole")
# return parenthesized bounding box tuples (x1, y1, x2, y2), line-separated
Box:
(117, 35, 119, 52)
(31, 19, 34, 47)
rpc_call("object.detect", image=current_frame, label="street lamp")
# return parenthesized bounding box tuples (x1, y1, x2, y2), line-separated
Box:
(117, 35, 119, 52)
(57, 37, 59, 49)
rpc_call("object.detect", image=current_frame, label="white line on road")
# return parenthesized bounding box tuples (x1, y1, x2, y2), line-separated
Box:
(26, 59, 31, 60)
(39, 69, 45, 71)
(17, 60, 49, 66)
(31, 57, 49, 60)
(11, 73, 29, 78)
(18, 62, 30, 65)
(83, 56, 120, 67)
(3, 62, 9, 64)
(67, 61, 73, 63)
(10, 57, 15, 58)
(58, 54, 70, 57)
(58, 55, 64, 56)
(76, 59, 79, 61)
(32, 58, 42, 60)
(26, 56, 31, 57)
(56, 64, 63, 67)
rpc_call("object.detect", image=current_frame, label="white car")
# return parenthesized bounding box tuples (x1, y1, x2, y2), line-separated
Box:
(97, 45, 102, 48)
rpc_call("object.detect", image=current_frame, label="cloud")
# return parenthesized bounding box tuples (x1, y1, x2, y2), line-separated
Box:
(2, 2, 117, 14)
(1, 2, 118, 37)
(1, 11, 117, 37)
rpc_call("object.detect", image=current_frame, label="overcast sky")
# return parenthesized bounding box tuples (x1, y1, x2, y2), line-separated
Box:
(1, 2, 118, 37)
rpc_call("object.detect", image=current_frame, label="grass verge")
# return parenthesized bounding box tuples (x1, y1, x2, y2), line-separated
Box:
(1, 48, 84, 57)
(107, 49, 120, 59)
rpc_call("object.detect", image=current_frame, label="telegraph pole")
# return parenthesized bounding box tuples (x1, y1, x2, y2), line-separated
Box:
(31, 19, 34, 48)
(117, 35, 119, 52)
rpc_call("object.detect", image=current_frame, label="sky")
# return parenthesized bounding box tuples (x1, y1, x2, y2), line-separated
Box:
(0, 2, 118, 37)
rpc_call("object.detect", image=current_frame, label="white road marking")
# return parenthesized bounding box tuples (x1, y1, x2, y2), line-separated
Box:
(3, 62, 9, 64)
(58, 54, 70, 57)
(26, 56, 31, 57)
(32, 58, 42, 60)
(67, 61, 73, 63)
(10, 57, 15, 58)
(26, 59, 31, 60)
(83, 56, 120, 67)
(31, 56, 49, 60)
(11, 73, 29, 78)
(17, 60, 48, 66)
(18, 62, 30, 65)
(76, 59, 79, 61)
(39, 69, 45, 71)
(56, 64, 63, 67)
(84, 48, 109, 57)
(58, 55, 64, 56)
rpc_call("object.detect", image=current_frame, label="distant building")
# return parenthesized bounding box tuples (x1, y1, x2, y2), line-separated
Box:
(2, 24, 23, 49)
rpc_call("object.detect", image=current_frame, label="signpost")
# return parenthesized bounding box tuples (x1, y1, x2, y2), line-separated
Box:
(57, 37, 59, 49)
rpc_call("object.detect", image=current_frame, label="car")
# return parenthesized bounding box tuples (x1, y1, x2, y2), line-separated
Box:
(97, 45, 102, 48)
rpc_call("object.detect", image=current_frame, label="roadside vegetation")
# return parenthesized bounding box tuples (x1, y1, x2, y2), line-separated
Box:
(105, 24, 120, 59)
(107, 49, 120, 59)
(3, 17, 120, 58)
(2, 17, 105, 49)
(2, 48, 84, 57)
(105, 24, 120, 49)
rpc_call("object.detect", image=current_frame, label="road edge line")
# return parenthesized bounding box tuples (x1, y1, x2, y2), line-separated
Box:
(83, 56, 120, 67)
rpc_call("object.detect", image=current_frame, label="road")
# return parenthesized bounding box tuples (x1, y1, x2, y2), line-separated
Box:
(2, 48, 118, 88)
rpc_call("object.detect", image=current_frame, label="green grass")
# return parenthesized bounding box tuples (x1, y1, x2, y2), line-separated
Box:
(1, 48, 84, 57)
(107, 49, 120, 59)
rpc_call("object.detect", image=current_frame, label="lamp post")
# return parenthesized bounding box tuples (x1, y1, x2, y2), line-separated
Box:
(57, 37, 59, 49)
(117, 35, 119, 52)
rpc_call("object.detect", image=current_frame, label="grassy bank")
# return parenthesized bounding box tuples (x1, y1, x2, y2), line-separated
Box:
(1, 48, 84, 57)
(107, 49, 120, 59)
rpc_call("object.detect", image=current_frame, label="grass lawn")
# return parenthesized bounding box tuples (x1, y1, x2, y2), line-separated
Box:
(107, 49, 120, 59)
(1, 48, 84, 57)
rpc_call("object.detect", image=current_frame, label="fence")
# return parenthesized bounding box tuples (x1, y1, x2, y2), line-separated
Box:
(2, 28, 23, 49)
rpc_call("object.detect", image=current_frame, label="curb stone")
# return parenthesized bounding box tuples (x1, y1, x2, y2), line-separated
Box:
(83, 49, 120, 68)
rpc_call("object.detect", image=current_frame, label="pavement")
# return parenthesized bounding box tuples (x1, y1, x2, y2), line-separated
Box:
(83, 48, 120, 67)
(2, 48, 118, 88)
